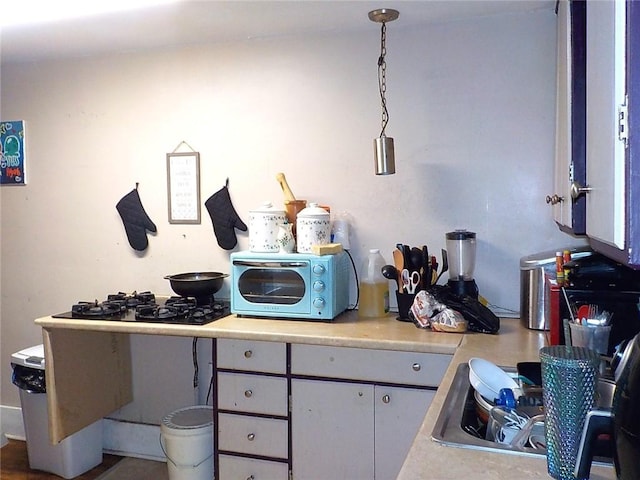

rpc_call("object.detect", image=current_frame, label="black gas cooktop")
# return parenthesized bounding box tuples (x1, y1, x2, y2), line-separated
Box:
(52, 291, 230, 325)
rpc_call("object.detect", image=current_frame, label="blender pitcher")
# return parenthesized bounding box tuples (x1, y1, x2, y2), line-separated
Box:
(446, 230, 479, 298)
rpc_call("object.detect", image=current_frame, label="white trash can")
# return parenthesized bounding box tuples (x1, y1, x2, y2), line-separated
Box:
(11, 344, 103, 479)
(160, 405, 214, 480)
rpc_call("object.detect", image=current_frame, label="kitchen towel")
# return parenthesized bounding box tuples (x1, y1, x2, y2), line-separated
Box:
(205, 182, 247, 250)
(116, 187, 157, 251)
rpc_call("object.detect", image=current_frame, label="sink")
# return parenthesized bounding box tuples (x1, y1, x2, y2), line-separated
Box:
(431, 363, 544, 458)
(431, 363, 613, 464)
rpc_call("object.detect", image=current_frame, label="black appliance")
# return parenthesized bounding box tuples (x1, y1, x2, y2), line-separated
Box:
(52, 291, 230, 325)
(554, 254, 640, 355)
(576, 333, 640, 480)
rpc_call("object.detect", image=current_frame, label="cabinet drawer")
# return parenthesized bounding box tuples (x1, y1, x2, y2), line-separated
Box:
(217, 338, 286, 374)
(217, 372, 288, 416)
(219, 454, 289, 480)
(218, 413, 288, 458)
(290, 344, 451, 387)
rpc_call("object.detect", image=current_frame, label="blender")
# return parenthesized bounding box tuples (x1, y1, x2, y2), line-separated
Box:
(446, 230, 479, 298)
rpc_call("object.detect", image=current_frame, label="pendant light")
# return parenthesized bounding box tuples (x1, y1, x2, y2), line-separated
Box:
(369, 8, 399, 175)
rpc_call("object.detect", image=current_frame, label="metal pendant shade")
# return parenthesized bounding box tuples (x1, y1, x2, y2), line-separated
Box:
(369, 8, 399, 176)
(374, 136, 395, 175)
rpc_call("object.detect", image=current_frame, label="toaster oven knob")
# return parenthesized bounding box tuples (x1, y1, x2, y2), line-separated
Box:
(313, 297, 325, 309)
(313, 280, 325, 292)
(312, 264, 326, 275)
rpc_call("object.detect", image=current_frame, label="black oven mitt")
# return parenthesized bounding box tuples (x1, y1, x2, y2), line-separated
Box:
(116, 188, 157, 251)
(205, 182, 247, 250)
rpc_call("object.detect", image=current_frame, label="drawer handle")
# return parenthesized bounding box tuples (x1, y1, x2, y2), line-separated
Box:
(244, 389, 253, 398)
(247, 433, 255, 441)
(382, 394, 391, 404)
(244, 350, 253, 358)
(412, 363, 421, 372)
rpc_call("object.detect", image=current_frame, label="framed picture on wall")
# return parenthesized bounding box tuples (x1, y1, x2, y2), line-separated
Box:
(166, 151, 201, 224)
(1, 120, 26, 185)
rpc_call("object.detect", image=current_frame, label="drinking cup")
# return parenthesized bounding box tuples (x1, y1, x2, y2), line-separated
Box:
(540, 345, 600, 480)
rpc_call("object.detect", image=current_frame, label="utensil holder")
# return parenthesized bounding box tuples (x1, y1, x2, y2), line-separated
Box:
(396, 291, 416, 322)
(568, 323, 612, 355)
(540, 346, 600, 480)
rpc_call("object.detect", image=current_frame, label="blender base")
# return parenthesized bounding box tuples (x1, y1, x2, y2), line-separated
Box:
(447, 279, 479, 299)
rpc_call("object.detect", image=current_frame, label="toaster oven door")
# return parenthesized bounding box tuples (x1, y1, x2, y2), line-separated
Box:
(232, 260, 311, 316)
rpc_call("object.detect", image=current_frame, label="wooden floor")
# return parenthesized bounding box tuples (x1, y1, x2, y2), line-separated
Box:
(0, 439, 122, 480)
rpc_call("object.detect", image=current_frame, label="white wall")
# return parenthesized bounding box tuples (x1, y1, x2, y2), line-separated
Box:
(1, 9, 582, 420)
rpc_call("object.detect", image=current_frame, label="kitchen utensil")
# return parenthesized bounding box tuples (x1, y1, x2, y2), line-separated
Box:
(164, 272, 228, 300)
(410, 247, 423, 272)
(435, 249, 448, 284)
(446, 230, 479, 298)
(381, 264, 400, 288)
(275, 172, 297, 201)
(468, 357, 522, 401)
(421, 245, 431, 288)
(393, 249, 405, 289)
(401, 269, 419, 294)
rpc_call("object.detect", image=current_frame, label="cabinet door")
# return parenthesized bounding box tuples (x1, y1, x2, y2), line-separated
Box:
(586, 0, 627, 249)
(291, 379, 374, 480)
(553, 0, 587, 234)
(374, 386, 435, 480)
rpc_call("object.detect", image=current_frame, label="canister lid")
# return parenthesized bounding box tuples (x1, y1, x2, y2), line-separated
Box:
(250, 201, 285, 214)
(162, 406, 213, 431)
(298, 202, 330, 218)
(446, 229, 475, 240)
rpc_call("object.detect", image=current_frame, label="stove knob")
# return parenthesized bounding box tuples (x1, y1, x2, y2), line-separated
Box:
(313, 280, 325, 293)
(313, 297, 325, 309)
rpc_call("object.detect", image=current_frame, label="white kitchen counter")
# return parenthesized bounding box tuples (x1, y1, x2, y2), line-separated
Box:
(35, 312, 616, 479)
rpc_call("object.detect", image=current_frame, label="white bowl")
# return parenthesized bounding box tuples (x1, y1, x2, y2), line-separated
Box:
(468, 357, 521, 401)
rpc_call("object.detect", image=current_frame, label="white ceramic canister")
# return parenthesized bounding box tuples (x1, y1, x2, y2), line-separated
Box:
(296, 203, 331, 253)
(249, 202, 287, 253)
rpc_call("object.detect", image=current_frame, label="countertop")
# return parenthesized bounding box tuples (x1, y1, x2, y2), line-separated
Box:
(35, 311, 616, 479)
(397, 318, 616, 480)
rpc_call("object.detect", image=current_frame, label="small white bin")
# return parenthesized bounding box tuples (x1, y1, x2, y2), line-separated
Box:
(11, 344, 103, 479)
(160, 406, 214, 480)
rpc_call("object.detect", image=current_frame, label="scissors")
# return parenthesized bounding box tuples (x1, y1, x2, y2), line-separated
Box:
(402, 269, 420, 294)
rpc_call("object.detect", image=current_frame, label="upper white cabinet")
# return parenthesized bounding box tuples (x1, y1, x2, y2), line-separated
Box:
(555, 0, 640, 267)
(585, 0, 627, 250)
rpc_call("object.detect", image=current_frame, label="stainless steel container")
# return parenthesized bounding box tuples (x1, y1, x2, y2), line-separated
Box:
(520, 247, 591, 330)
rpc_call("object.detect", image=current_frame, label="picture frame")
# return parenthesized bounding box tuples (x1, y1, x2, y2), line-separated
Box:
(1, 120, 27, 185)
(166, 152, 201, 224)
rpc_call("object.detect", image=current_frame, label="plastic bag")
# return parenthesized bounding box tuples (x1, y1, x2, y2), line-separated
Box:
(12, 364, 46, 393)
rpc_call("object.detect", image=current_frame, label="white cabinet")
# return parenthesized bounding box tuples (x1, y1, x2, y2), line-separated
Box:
(375, 385, 435, 480)
(585, 0, 627, 250)
(291, 379, 375, 479)
(214, 339, 289, 480)
(290, 344, 448, 480)
(214, 339, 451, 480)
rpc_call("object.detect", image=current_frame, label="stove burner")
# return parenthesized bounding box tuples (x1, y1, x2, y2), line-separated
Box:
(107, 291, 156, 308)
(57, 292, 230, 325)
(71, 300, 125, 318)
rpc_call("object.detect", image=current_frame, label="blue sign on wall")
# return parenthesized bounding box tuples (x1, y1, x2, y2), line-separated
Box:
(1, 120, 26, 185)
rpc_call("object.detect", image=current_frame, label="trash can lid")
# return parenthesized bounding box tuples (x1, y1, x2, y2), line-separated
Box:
(162, 406, 213, 431)
(11, 344, 45, 370)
